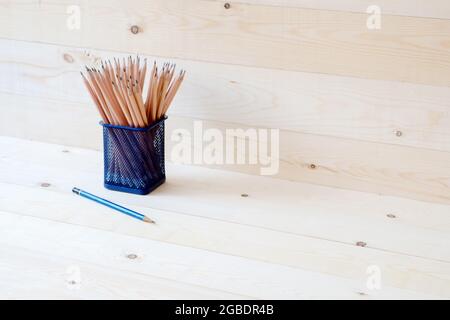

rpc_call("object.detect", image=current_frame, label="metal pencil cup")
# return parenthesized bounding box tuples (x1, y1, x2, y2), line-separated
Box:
(101, 117, 166, 195)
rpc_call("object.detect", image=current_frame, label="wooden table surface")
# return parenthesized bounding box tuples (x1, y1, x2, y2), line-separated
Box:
(0, 136, 449, 299)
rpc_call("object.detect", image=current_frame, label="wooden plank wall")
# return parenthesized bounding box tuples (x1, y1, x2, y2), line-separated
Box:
(0, 0, 449, 204)
(2, 0, 450, 86)
(209, 0, 450, 19)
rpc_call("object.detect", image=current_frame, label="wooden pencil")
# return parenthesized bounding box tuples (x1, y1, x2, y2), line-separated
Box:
(81, 56, 185, 128)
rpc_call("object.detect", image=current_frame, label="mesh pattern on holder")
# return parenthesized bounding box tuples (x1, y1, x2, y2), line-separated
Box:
(102, 117, 166, 195)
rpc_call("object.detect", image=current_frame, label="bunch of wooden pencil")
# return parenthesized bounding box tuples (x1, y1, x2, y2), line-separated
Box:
(81, 56, 185, 127)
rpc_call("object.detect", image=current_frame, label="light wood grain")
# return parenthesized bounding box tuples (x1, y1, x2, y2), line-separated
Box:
(1, 137, 450, 298)
(208, 0, 450, 19)
(0, 93, 101, 149)
(0, 244, 246, 300)
(190, 119, 450, 205)
(0, 210, 444, 299)
(2, 136, 450, 235)
(2, 39, 450, 152)
(1, 1, 450, 86)
(1, 96, 449, 204)
(1, 136, 450, 234)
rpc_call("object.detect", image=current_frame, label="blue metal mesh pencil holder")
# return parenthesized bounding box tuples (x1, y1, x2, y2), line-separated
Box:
(101, 117, 166, 195)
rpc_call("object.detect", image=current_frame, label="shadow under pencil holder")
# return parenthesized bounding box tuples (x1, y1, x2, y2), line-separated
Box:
(101, 116, 167, 195)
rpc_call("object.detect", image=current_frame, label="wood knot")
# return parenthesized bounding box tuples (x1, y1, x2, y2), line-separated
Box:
(356, 241, 367, 247)
(126, 253, 138, 260)
(63, 53, 74, 63)
(130, 25, 140, 34)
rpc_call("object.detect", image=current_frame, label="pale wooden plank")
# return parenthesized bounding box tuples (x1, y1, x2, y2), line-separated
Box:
(3, 173, 450, 263)
(1, 1, 450, 86)
(0, 245, 247, 300)
(0, 210, 441, 299)
(2, 39, 450, 152)
(2, 147, 450, 262)
(2, 135, 450, 236)
(208, 0, 450, 19)
(1, 138, 450, 297)
(1, 97, 450, 205)
(1, 134, 449, 233)
(171, 118, 450, 205)
(0, 92, 102, 149)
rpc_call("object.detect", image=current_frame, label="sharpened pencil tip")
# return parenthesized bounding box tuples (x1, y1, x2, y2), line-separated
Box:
(143, 216, 155, 224)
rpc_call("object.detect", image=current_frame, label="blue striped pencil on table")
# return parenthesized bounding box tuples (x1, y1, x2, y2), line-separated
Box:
(72, 187, 155, 223)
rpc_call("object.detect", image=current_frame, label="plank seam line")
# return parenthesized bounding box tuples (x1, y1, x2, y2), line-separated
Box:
(0, 208, 447, 299)
(2, 93, 450, 156)
(222, 1, 450, 21)
(1, 191, 450, 266)
(0, 90, 91, 109)
(3, 36, 450, 89)
(0, 240, 257, 299)
(170, 115, 450, 157)
(0, 208, 371, 288)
